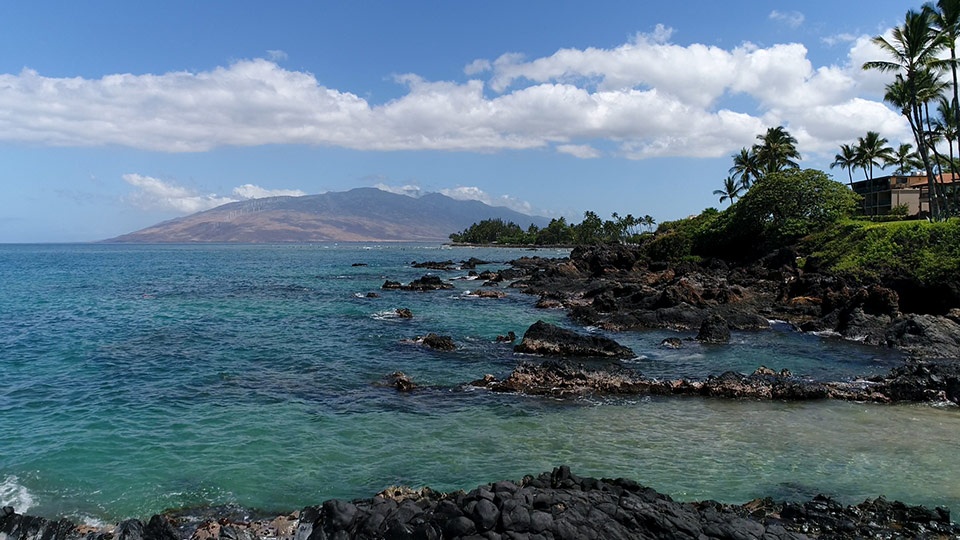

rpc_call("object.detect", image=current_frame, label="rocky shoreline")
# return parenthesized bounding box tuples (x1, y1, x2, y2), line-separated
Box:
(499, 244, 960, 360)
(467, 356, 960, 404)
(430, 243, 960, 404)
(3, 467, 957, 540)
(7, 247, 958, 539)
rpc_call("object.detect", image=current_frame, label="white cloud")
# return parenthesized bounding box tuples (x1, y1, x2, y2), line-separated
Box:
(821, 33, 858, 47)
(374, 183, 423, 197)
(373, 182, 538, 215)
(233, 183, 305, 199)
(769, 10, 805, 28)
(439, 186, 534, 214)
(464, 59, 491, 75)
(123, 174, 305, 214)
(122, 174, 236, 213)
(0, 27, 912, 162)
(267, 50, 288, 62)
(557, 144, 601, 159)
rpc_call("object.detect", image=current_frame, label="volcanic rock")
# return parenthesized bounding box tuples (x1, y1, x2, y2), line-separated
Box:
(411, 260, 455, 270)
(696, 314, 731, 344)
(3, 468, 958, 540)
(377, 372, 417, 392)
(513, 320, 635, 359)
(420, 333, 456, 351)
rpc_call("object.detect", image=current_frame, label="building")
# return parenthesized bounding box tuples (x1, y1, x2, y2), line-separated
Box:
(849, 173, 960, 217)
(849, 175, 922, 216)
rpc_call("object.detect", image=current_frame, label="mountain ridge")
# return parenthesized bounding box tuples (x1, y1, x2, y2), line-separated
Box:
(105, 187, 550, 243)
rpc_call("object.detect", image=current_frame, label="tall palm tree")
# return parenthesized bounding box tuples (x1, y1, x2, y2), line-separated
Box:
(642, 214, 656, 232)
(934, 95, 959, 176)
(729, 147, 762, 188)
(713, 176, 743, 206)
(855, 131, 896, 180)
(753, 126, 801, 176)
(926, 0, 960, 151)
(830, 143, 860, 186)
(887, 142, 923, 174)
(864, 9, 948, 218)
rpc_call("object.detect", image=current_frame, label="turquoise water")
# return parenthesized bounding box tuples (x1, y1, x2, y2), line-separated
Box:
(0, 243, 956, 524)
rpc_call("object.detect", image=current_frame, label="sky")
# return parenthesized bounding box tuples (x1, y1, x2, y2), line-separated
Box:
(0, 1, 931, 242)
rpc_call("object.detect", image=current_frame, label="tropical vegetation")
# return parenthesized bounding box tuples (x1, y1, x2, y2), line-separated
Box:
(861, 1, 960, 220)
(451, 5, 960, 295)
(726, 126, 801, 194)
(657, 168, 861, 262)
(806, 219, 960, 286)
(449, 212, 656, 246)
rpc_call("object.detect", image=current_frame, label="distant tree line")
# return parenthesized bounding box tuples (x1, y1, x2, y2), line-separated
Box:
(449, 212, 656, 245)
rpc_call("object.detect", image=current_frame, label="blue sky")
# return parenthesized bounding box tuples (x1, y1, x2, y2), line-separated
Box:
(0, 1, 928, 242)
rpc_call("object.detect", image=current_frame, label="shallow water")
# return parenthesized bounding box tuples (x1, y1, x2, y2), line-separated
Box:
(0, 243, 954, 523)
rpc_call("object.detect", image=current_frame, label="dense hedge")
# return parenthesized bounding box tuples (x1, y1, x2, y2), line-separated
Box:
(805, 219, 960, 283)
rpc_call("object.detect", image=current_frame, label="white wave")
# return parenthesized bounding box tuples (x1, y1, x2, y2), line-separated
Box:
(77, 515, 108, 528)
(0, 475, 35, 513)
(372, 310, 411, 321)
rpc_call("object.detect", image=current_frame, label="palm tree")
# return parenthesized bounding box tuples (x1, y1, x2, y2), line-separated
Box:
(831, 143, 860, 186)
(926, 0, 960, 150)
(864, 9, 949, 218)
(641, 215, 656, 233)
(729, 147, 762, 188)
(933, 95, 960, 182)
(855, 131, 896, 180)
(887, 142, 923, 174)
(713, 176, 743, 206)
(753, 126, 801, 176)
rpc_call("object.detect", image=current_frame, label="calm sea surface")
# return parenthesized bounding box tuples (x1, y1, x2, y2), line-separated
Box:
(1, 243, 957, 524)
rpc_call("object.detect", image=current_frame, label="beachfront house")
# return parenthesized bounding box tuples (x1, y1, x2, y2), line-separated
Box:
(850, 173, 960, 217)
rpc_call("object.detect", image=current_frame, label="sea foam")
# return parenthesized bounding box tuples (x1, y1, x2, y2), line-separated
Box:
(0, 475, 34, 513)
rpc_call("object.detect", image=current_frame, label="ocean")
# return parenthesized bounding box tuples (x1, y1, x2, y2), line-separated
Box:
(1, 243, 958, 524)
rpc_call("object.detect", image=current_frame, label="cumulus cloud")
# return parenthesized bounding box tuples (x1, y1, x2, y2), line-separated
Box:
(556, 144, 601, 159)
(232, 184, 305, 199)
(464, 59, 491, 75)
(439, 186, 534, 214)
(122, 174, 304, 214)
(769, 10, 805, 29)
(821, 33, 858, 47)
(0, 27, 911, 161)
(374, 183, 423, 197)
(373, 183, 536, 214)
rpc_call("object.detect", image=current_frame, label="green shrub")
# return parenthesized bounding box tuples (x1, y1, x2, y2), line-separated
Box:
(730, 168, 860, 246)
(806, 219, 960, 283)
(643, 209, 720, 261)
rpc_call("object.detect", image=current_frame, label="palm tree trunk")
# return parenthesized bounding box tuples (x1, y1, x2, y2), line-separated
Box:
(923, 100, 951, 216)
(948, 40, 960, 216)
(911, 106, 940, 221)
(913, 102, 942, 218)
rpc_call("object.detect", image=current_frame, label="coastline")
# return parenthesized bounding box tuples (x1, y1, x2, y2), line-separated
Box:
(4, 467, 957, 540)
(3, 245, 956, 532)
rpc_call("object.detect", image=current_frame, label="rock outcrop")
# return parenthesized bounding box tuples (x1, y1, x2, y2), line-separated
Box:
(505, 243, 960, 359)
(696, 314, 731, 344)
(382, 275, 455, 292)
(469, 359, 960, 405)
(513, 320, 635, 359)
(3, 467, 956, 540)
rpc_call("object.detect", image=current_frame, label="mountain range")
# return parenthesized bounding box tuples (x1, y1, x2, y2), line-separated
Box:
(106, 188, 551, 243)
